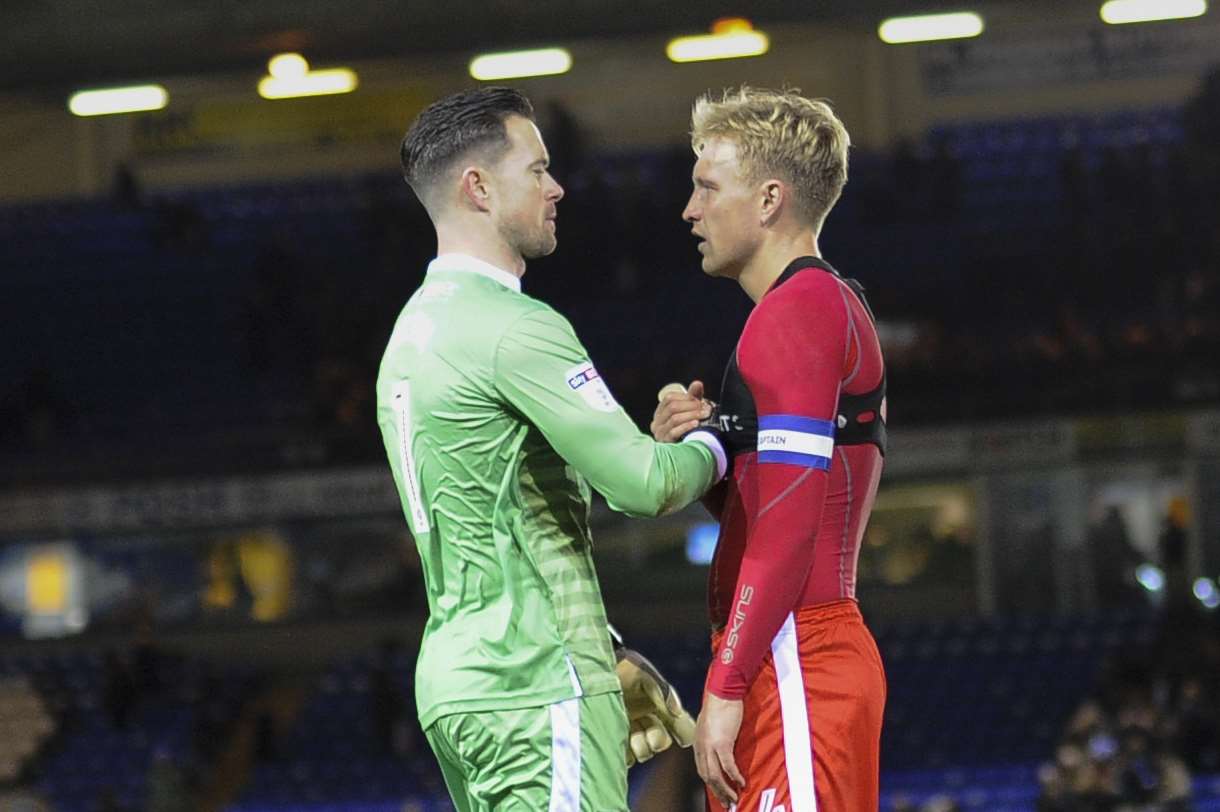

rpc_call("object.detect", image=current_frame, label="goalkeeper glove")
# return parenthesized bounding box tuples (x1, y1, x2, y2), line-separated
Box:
(609, 627, 696, 767)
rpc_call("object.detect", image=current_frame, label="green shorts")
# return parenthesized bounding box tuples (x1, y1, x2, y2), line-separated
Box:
(424, 692, 629, 812)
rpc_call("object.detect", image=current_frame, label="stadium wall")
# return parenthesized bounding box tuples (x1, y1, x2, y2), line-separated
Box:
(1, 7, 1214, 202)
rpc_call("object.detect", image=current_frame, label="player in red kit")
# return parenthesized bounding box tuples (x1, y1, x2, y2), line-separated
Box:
(651, 87, 887, 812)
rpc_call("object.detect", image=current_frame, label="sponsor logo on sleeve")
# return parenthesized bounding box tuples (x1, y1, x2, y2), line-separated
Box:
(720, 584, 754, 665)
(564, 361, 618, 413)
(419, 281, 459, 302)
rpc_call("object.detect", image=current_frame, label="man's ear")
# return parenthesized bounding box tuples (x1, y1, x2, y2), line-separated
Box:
(460, 166, 493, 213)
(759, 179, 785, 226)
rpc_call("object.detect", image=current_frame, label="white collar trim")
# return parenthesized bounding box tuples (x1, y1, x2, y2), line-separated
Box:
(428, 254, 522, 292)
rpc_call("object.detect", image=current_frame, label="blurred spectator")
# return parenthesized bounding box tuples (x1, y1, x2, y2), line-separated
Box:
(95, 787, 130, 812)
(189, 663, 229, 763)
(0, 788, 52, 811)
(1159, 502, 1193, 623)
(891, 137, 925, 220)
(1183, 64, 1220, 173)
(312, 353, 372, 430)
(254, 708, 279, 763)
(112, 162, 143, 210)
(133, 622, 164, 695)
(239, 234, 310, 378)
(927, 135, 962, 217)
(153, 199, 208, 252)
(102, 649, 137, 729)
(370, 638, 415, 759)
(1089, 506, 1143, 610)
(1040, 615, 1220, 811)
(203, 539, 256, 620)
(539, 99, 586, 178)
(1175, 676, 1220, 772)
(1059, 142, 1090, 221)
(146, 748, 191, 812)
(0, 367, 76, 449)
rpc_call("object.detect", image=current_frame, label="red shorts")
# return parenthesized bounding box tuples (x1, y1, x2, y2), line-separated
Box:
(707, 600, 886, 812)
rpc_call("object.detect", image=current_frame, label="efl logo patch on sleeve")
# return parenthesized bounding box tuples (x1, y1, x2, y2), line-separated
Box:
(565, 361, 618, 413)
(757, 415, 835, 469)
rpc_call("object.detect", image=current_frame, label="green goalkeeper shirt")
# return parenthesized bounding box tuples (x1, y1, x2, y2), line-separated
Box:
(376, 253, 719, 729)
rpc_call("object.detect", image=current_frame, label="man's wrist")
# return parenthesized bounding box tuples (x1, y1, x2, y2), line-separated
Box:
(683, 427, 728, 482)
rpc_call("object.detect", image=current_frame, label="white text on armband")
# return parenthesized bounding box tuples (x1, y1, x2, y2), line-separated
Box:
(757, 415, 835, 470)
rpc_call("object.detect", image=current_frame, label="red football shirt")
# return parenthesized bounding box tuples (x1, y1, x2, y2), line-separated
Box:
(705, 257, 886, 700)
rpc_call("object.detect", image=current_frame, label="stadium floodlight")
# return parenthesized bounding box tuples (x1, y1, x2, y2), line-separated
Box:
(268, 53, 309, 79)
(258, 53, 358, 99)
(877, 12, 985, 44)
(1100, 0, 1207, 24)
(1193, 577, 1219, 608)
(468, 48, 572, 81)
(666, 18, 770, 63)
(1135, 563, 1165, 592)
(68, 85, 168, 117)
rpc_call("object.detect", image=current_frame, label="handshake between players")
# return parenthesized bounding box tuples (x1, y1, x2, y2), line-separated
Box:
(379, 84, 884, 812)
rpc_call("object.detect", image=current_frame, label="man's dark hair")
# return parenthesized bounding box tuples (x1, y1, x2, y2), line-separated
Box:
(400, 87, 535, 206)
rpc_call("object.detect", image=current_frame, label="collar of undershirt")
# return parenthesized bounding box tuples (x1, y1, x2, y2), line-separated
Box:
(768, 254, 879, 326)
(767, 255, 841, 295)
(428, 253, 522, 292)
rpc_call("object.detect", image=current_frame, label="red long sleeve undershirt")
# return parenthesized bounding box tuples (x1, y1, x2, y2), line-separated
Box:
(705, 269, 857, 700)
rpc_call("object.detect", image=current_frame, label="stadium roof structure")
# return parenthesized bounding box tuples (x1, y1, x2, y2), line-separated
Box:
(1, 0, 1078, 92)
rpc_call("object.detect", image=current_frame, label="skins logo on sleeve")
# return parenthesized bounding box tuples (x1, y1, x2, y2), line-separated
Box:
(564, 361, 618, 412)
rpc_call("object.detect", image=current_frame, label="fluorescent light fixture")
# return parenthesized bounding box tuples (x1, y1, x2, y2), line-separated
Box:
(469, 48, 572, 81)
(68, 85, 168, 117)
(268, 53, 310, 80)
(667, 18, 770, 63)
(258, 54, 357, 99)
(878, 12, 985, 44)
(258, 69, 358, 99)
(1100, 0, 1206, 24)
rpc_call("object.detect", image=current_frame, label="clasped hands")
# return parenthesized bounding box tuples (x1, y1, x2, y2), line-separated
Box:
(650, 379, 715, 443)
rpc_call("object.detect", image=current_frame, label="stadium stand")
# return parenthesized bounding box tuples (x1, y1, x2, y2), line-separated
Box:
(0, 645, 254, 811)
(2, 105, 1217, 476)
(2, 97, 1219, 810)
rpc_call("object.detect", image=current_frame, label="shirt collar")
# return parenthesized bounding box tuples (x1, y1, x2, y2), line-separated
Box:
(427, 253, 522, 293)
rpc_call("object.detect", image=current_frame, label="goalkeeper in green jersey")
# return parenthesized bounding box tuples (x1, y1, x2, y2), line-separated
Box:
(377, 88, 728, 811)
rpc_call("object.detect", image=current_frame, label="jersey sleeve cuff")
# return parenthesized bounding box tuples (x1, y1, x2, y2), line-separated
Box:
(682, 428, 728, 483)
(704, 664, 748, 700)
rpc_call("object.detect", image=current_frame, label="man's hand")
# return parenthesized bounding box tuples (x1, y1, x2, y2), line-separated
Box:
(651, 380, 713, 443)
(616, 647, 697, 766)
(695, 693, 746, 807)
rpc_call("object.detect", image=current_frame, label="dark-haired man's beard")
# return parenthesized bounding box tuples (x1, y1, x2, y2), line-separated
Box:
(503, 219, 556, 260)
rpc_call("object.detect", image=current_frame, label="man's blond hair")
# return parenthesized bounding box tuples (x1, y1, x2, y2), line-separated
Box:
(691, 86, 850, 228)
